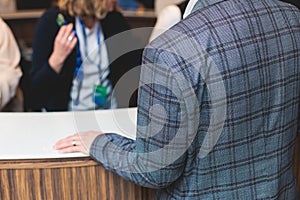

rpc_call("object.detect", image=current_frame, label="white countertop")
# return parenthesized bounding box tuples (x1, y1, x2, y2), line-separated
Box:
(0, 108, 137, 160)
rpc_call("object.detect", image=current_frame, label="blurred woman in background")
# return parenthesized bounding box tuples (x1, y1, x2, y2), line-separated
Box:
(30, 0, 141, 111)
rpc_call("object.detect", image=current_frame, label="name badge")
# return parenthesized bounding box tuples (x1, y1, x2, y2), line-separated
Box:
(93, 84, 107, 106)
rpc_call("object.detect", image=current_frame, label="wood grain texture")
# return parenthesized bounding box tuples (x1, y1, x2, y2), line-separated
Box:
(0, 157, 152, 200)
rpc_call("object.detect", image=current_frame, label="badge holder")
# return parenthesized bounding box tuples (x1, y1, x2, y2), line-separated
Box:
(93, 84, 107, 106)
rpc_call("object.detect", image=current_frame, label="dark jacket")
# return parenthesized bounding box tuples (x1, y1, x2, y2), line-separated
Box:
(30, 6, 141, 111)
(178, 0, 189, 18)
(281, 0, 300, 9)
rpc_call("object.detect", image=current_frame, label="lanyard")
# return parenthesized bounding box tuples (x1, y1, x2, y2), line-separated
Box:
(74, 19, 103, 106)
(75, 19, 103, 82)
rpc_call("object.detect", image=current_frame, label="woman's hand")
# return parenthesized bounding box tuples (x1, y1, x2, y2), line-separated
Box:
(49, 23, 77, 73)
(53, 131, 103, 154)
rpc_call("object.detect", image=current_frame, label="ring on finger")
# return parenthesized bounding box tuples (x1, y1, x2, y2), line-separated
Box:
(67, 35, 73, 41)
(72, 139, 77, 146)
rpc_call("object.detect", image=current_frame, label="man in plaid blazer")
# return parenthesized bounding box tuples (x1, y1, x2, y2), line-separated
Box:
(55, 0, 300, 199)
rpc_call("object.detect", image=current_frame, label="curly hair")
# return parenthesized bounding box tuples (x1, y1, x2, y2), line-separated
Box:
(58, 0, 108, 19)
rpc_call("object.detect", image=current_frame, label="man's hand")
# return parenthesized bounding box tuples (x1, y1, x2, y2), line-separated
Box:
(53, 131, 103, 154)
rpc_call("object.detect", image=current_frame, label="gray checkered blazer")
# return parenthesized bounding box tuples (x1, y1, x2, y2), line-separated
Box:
(90, 0, 300, 199)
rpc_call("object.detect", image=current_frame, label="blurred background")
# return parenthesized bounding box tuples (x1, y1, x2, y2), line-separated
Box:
(0, 0, 298, 111)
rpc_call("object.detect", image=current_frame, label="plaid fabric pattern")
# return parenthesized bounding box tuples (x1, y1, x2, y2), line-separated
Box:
(90, 0, 300, 199)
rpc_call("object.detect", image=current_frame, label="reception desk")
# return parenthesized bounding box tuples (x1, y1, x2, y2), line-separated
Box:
(0, 157, 152, 200)
(0, 108, 153, 200)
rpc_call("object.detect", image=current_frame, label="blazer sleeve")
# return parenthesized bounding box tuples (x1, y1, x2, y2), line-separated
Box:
(89, 41, 199, 189)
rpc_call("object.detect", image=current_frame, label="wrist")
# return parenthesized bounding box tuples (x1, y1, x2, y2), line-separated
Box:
(49, 53, 64, 73)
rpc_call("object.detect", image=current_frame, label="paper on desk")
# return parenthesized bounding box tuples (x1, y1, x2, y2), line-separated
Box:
(0, 108, 137, 159)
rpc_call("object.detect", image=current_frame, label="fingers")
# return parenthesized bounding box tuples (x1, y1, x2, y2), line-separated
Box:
(57, 23, 73, 41)
(68, 32, 78, 49)
(54, 134, 78, 149)
(50, 23, 77, 72)
(54, 131, 103, 155)
(55, 23, 77, 51)
(57, 145, 88, 154)
(53, 133, 88, 154)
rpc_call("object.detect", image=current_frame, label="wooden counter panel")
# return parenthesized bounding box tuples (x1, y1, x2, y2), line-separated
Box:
(0, 157, 98, 169)
(0, 157, 152, 200)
